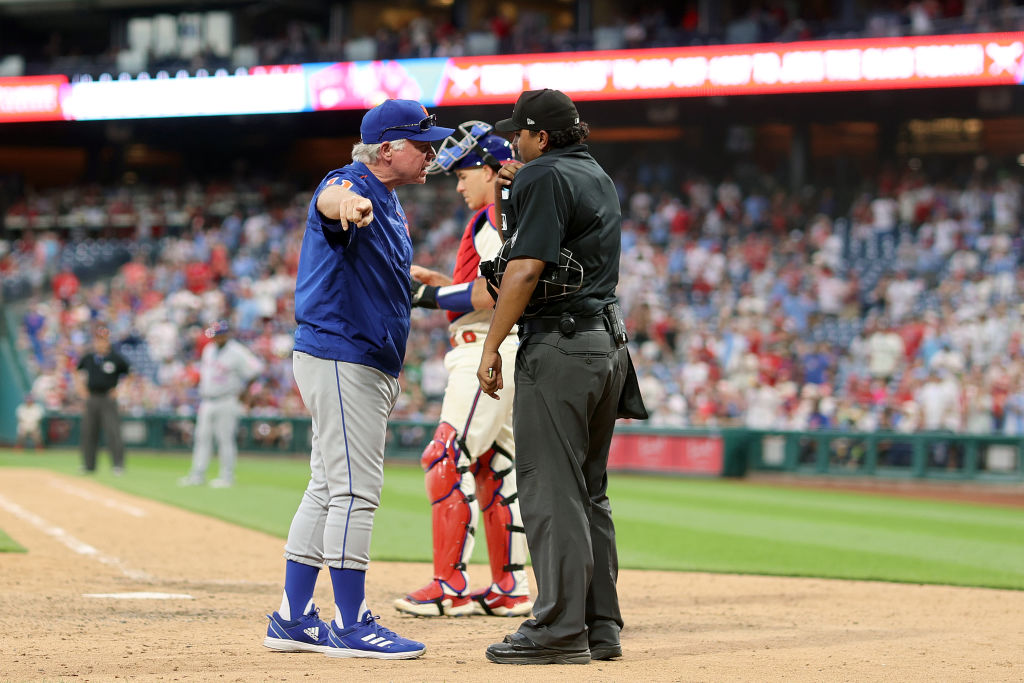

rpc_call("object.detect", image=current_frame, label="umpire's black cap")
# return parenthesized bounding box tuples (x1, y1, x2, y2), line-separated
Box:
(494, 89, 580, 133)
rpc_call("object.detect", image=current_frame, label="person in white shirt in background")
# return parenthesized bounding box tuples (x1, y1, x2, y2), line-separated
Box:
(15, 394, 45, 450)
(814, 265, 849, 318)
(915, 369, 963, 469)
(867, 319, 905, 382)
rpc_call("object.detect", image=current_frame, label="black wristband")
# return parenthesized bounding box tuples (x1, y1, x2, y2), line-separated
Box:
(484, 279, 499, 302)
(410, 279, 439, 308)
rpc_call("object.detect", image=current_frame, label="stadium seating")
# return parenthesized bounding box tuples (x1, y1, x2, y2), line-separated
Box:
(4, 151, 1022, 435)
(3, 2, 1021, 79)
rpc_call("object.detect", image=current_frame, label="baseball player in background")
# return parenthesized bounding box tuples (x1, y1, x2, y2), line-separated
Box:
(179, 320, 264, 488)
(393, 121, 532, 618)
(262, 99, 454, 660)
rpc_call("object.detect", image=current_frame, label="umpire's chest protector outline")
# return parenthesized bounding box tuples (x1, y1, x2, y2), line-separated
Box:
(294, 162, 413, 378)
(501, 145, 620, 316)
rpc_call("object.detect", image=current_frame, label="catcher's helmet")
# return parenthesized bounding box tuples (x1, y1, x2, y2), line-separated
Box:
(427, 121, 514, 175)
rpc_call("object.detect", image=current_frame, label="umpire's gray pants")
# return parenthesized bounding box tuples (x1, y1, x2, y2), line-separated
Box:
(512, 329, 627, 652)
(189, 395, 241, 482)
(81, 393, 124, 471)
(285, 351, 399, 571)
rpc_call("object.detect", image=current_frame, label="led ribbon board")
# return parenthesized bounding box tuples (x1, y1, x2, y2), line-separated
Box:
(437, 32, 1024, 103)
(0, 33, 1020, 122)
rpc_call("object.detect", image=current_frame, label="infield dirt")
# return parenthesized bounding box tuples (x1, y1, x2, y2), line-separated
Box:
(1, 467, 1021, 682)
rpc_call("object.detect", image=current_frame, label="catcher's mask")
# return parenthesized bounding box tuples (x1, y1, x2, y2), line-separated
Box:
(479, 237, 583, 304)
(427, 121, 514, 175)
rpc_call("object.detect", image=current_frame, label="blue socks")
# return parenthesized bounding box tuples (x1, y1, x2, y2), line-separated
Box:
(329, 567, 367, 628)
(280, 560, 320, 621)
(278, 561, 367, 628)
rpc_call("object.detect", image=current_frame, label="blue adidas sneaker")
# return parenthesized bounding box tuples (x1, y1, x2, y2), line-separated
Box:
(264, 605, 332, 653)
(325, 613, 426, 659)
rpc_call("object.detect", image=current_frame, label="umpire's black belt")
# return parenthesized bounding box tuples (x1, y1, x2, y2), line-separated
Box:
(521, 315, 608, 335)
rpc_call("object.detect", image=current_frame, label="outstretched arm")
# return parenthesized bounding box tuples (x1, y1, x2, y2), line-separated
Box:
(410, 276, 495, 312)
(317, 185, 373, 230)
(410, 265, 452, 287)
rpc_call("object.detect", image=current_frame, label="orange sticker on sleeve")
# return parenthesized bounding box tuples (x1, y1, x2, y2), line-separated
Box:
(326, 177, 354, 191)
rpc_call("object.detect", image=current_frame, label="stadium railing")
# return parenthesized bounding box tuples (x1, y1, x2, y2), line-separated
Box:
(746, 429, 1024, 483)
(33, 414, 1024, 483)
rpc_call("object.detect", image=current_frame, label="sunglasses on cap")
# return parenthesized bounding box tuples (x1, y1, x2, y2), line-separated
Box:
(377, 114, 438, 142)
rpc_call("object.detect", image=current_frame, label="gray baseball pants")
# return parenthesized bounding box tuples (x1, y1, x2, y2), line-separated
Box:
(284, 351, 399, 571)
(188, 395, 241, 482)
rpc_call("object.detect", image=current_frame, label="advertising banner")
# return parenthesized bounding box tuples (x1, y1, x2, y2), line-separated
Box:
(0, 75, 67, 122)
(609, 433, 725, 476)
(438, 32, 1024, 104)
(0, 32, 1020, 122)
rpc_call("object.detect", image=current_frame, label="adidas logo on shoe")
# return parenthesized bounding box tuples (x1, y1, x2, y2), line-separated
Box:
(360, 632, 393, 647)
(263, 605, 331, 654)
(324, 613, 426, 660)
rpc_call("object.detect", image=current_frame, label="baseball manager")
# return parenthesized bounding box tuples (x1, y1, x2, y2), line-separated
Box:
(262, 99, 454, 660)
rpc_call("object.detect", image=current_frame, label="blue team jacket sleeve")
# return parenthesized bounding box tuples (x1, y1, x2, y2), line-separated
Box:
(311, 173, 357, 248)
(293, 162, 413, 378)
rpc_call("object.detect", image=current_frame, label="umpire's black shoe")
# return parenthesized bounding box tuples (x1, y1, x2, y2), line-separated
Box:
(485, 632, 590, 665)
(589, 642, 622, 660)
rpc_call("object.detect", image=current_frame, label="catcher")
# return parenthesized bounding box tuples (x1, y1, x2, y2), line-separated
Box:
(394, 121, 532, 618)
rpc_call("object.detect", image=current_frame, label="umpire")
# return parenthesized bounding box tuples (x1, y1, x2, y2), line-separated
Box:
(76, 325, 130, 474)
(477, 89, 631, 665)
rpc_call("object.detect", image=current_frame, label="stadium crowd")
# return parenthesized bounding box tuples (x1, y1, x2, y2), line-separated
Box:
(3, 151, 1023, 436)
(7, 1, 1023, 79)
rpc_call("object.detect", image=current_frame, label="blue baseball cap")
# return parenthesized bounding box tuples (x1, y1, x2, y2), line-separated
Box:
(360, 99, 455, 144)
(205, 320, 230, 338)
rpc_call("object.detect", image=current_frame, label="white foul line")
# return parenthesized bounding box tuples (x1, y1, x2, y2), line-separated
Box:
(84, 592, 193, 600)
(48, 479, 147, 518)
(0, 493, 151, 581)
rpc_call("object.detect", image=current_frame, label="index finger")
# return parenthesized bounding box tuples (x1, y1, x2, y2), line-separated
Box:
(356, 203, 374, 227)
(347, 206, 371, 228)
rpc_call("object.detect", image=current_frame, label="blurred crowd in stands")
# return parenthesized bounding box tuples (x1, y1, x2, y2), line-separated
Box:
(6, 0, 1023, 80)
(2, 150, 1023, 436)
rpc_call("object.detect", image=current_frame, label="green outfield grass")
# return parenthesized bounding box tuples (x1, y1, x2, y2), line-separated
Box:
(2, 449, 1023, 590)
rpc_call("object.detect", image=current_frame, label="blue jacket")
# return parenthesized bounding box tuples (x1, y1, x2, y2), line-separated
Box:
(293, 162, 413, 378)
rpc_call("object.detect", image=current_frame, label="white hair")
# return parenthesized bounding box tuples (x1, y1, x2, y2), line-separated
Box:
(351, 138, 406, 164)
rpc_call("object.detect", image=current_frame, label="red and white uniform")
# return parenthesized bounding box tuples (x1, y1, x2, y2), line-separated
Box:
(395, 203, 530, 616)
(440, 203, 518, 460)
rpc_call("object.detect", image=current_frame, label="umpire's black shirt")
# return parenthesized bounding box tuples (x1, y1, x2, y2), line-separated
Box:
(77, 350, 130, 395)
(503, 143, 621, 317)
